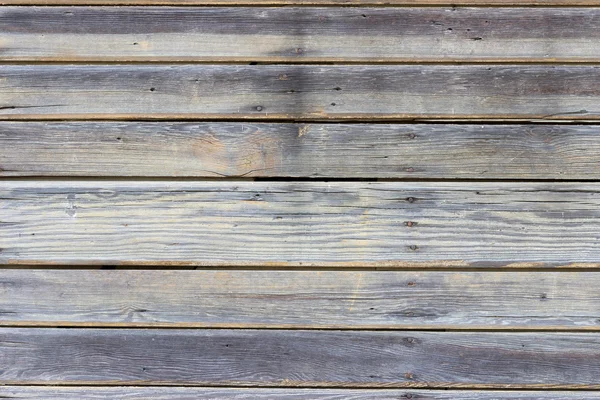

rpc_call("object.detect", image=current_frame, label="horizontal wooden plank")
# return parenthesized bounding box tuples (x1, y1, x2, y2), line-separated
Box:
(3, 270, 600, 329)
(3, 122, 600, 179)
(3, 0, 600, 5)
(4, 7, 600, 62)
(2, 329, 600, 387)
(2, 65, 600, 120)
(3, 387, 600, 400)
(2, 181, 600, 267)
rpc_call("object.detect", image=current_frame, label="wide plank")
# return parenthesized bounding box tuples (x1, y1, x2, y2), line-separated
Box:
(4, 7, 600, 62)
(3, 270, 600, 329)
(3, 122, 600, 179)
(3, 387, 600, 399)
(2, 65, 600, 120)
(2, 181, 600, 267)
(2, 329, 600, 387)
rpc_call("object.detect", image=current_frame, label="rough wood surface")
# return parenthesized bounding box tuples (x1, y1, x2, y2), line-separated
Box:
(3, 0, 600, 5)
(2, 181, 600, 267)
(3, 328, 600, 387)
(3, 122, 600, 179)
(3, 387, 600, 399)
(4, 7, 600, 62)
(2, 65, 600, 120)
(3, 269, 600, 329)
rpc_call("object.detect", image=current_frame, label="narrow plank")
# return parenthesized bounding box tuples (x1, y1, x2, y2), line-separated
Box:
(3, 270, 600, 329)
(2, 329, 600, 387)
(3, 387, 600, 400)
(2, 65, 600, 120)
(2, 181, 600, 267)
(3, 122, 600, 179)
(4, 7, 600, 62)
(3, 0, 600, 5)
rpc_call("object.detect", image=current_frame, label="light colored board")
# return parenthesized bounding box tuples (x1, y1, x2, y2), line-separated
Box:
(2, 181, 600, 267)
(3, 270, 600, 329)
(3, 7, 600, 62)
(3, 387, 600, 399)
(3, 122, 600, 179)
(2, 329, 600, 387)
(2, 65, 600, 121)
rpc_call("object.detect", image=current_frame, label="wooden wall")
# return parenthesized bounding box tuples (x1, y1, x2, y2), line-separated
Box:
(2, 0, 600, 398)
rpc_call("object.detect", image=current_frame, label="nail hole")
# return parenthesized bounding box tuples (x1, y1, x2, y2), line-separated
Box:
(149, 87, 155, 92)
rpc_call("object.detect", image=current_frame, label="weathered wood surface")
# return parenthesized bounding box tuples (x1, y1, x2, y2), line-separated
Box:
(2, 328, 600, 387)
(3, 0, 600, 5)
(2, 181, 600, 267)
(4, 7, 600, 62)
(3, 387, 600, 400)
(2, 65, 600, 120)
(3, 270, 600, 329)
(3, 122, 600, 179)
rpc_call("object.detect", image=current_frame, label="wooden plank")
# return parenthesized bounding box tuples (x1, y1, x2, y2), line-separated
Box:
(4, 7, 600, 63)
(2, 181, 600, 267)
(3, 270, 600, 329)
(3, 0, 600, 6)
(3, 122, 600, 179)
(2, 65, 600, 121)
(3, 387, 600, 400)
(2, 328, 600, 387)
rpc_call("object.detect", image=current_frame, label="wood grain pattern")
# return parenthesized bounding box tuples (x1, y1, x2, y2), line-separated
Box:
(4, 7, 600, 62)
(2, 181, 600, 267)
(3, 387, 600, 399)
(2, 65, 600, 120)
(3, 269, 600, 329)
(3, 122, 600, 179)
(3, 0, 600, 5)
(3, 328, 600, 387)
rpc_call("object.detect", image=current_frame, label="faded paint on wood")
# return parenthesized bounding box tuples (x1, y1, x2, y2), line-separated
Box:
(2, 329, 600, 387)
(2, 270, 600, 329)
(2, 122, 600, 179)
(2, 387, 600, 399)
(2, 181, 600, 267)
(3, 7, 600, 62)
(2, 65, 600, 120)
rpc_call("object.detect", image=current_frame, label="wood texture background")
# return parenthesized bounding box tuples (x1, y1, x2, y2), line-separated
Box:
(3, 65, 600, 120)
(3, 0, 600, 396)
(2, 122, 600, 179)
(3, 7, 600, 62)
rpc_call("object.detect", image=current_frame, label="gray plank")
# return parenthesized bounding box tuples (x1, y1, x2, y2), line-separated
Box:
(2, 387, 600, 399)
(3, 122, 600, 179)
(2, 181, 600, 267)
(2, 329, 600, 387)
(2, 0, 600, 5)
(2, 65, 600, 120)
(4, 7, 600, 62)
(3, 270, 600, 329)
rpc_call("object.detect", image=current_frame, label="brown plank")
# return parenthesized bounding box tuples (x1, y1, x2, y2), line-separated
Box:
(2, 329, 600, 387)
(3, 7, 600, 62)
(3, 270, 600, 329)
(2, 65, 600, 121)
(3, 122, 600, 179)
(2, 387, 600, 399)
(2, 181, 600, 267)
